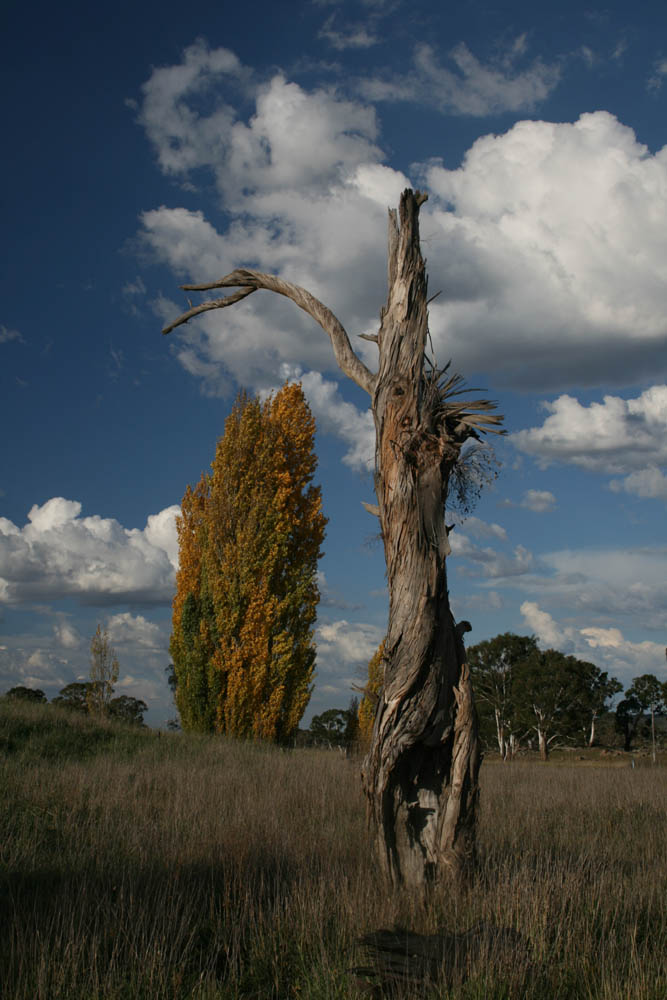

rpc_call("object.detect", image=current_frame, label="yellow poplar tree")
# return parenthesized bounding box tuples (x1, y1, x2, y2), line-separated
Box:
(171, 383, 327, 742)
(170, 478, 217, 731)
(358, 640, 386, 748)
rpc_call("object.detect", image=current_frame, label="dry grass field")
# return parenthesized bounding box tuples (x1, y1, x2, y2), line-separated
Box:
(1, 700, 665, 999)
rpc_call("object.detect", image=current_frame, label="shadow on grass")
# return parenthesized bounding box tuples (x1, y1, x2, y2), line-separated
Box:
(351, 922, 532, 998)
(0, 850, 312, 999)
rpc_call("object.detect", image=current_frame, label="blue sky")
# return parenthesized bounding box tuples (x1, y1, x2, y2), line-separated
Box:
(1, 0, 666, 728)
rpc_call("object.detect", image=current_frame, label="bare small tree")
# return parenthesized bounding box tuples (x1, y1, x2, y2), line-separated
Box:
(87, 624, 120, 718)
(163, 189, 503, 887)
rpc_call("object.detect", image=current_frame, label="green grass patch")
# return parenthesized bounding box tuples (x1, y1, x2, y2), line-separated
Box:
(0, 699, 156, 761)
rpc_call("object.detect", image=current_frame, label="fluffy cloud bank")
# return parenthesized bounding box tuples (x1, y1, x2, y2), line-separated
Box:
(450, 529, 534, 579)
(480, 542, 667, 640)
(511, 386, 667, 473)
(0, 498, 180, 606)
(424, 114, 667, 388)
(136, 43, 667, 408)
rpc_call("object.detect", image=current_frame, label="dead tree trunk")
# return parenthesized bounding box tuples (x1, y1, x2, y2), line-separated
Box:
(162, 188, 503, 888)
(362, 192, 488, 888)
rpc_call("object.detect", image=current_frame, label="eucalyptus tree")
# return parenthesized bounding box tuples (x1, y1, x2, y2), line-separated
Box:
(617, 674, 665, 758)
(513, 650, 597, 760)
(2, 686, 47, 703)
(467, 633, 538, 759)
(109, 695, 148, 726)
(584, 669, 622, 747)
(163, 189, 503, 887)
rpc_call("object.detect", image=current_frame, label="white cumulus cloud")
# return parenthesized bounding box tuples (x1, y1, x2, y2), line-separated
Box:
(106, 612, 165, 648)
(136, 39, 246, 177)
(511, 386, 667, 474)
(609, 466, 667, 501)
(520, 600, 571, 647)
(316, 619, 384, 669)
(520, 489, 557, 512)
(53, 620, 82, 649)
(0, 499, 180, 606)
(424, 115, 667, 387)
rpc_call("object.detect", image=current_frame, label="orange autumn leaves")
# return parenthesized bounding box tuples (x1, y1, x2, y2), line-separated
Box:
(170, 383, 327, 742)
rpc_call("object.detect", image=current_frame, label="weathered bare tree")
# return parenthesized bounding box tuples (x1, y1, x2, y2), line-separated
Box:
(163, 189, 503, 887)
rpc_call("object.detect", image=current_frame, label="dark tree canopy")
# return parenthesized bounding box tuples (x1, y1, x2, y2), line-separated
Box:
(109, 696, 148, 726)
(513, 650, 603, 760)
(52, 682, 94, 713)
(468, 633, 539, 758)
(3, 685, 47, 703)
(309, 708, 350, 747)
(616, 674, 666, 752)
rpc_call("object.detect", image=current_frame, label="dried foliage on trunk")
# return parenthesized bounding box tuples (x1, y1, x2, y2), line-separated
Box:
(163, 189, 503, 886)
(170, 384, 327, 742)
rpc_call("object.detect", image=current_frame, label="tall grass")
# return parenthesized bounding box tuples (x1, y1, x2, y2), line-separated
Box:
(1, 700, 665, 998)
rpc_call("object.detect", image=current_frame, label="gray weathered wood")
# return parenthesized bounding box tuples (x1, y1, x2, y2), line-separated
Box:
(361, 191, 501, 887)
(162, 268, 375, 396)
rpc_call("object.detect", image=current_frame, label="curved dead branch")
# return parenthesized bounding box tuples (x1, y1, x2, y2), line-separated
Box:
(162, 268, 376, 396)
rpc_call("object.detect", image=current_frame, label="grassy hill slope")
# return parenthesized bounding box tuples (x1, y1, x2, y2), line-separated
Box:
(0, 698, 156, 761)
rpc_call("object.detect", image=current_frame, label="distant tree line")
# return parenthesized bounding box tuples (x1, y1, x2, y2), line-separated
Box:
(303, 700, 360, 750)
(466, 633, 667, 758)
(352, 632, 666, 760)
(1, 683, 147, 725)
(1, 624, 147, 726)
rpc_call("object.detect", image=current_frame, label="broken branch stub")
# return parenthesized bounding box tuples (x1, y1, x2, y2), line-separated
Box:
(162, 268, 375, 397)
